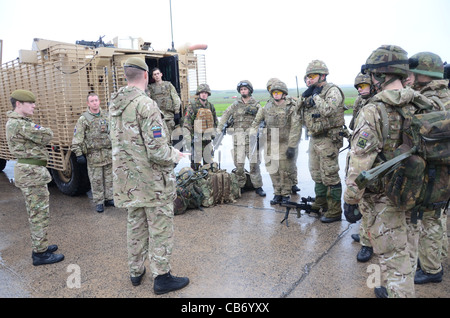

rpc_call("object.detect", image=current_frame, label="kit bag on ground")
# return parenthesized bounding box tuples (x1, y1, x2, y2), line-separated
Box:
(197, 162, 241, 207)
(174, 168, 206, 215)
(384, 107, 450, 213)
(231, 168, 255, 191)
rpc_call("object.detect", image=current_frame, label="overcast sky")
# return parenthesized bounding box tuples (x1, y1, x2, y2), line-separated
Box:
(1, 0, 449, 91)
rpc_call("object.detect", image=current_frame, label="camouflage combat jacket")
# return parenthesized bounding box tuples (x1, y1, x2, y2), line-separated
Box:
(71, 109, 112, 167)
(109, 86, 180, 208)
(344, 87, 418, 204)
(147, 81, 181, 120)
(6, 111, 53, 187)
(416, 79, 450, 111)
(301, 83, 345, 137)
(349, 95, 372, 131)
(218, 96, 261, 145)
(251, 97, 301, 160)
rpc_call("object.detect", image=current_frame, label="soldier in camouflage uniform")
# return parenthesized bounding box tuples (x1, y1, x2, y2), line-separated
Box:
(6, 90, 64, 266)
(183, 84, 218, 170)
(344, 45, 428, 298)
(251, 81, 301, 204)
(266, 78, 301, 194)
(403, 52, 449, 284)
(299, 60, 345, 223)
(348, 72, 375, 262)
(109, 57, 190, 294)
(217, 80, 266, 197)
(71, 93, 113, 213)
(147, 67, 182, 144)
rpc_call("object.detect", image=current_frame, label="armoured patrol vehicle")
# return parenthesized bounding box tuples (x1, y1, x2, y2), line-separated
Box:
(0, 37, 207, 195)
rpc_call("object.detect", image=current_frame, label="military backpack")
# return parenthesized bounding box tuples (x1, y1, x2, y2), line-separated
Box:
(174, 167, 206, 215)
(383, 102, 450, 217)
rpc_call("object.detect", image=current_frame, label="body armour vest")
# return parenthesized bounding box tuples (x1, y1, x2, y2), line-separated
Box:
(82, 111, 111, 151)
(149, 82, 173, 113)
(303, 83, 345, 136)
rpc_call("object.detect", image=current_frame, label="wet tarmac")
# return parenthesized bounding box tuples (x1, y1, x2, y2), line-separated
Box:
(0, 117, 449, 300)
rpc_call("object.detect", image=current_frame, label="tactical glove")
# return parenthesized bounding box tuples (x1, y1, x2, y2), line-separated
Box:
(286, 147, 296, 159)
(344, 202, 362, 223)
(76, 155, 87, 165)
(302, 86, 315, 98)
(312, 86, 323, 97)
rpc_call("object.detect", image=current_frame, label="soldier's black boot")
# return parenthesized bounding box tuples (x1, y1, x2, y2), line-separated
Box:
(356, 246, 373, 262)
(291, 185, 300, 194)
(281, 196, 290, 204)
(374, 286, 388, 298)
(414, 268, 443, 284)
(270, 195, 282, 205)
(130, 267, 146, 286)
(32, 250, 64, 266)
(105, 199, 115, 207)
(96, 204, 104, 213)
(351, 234, 360, 242)
(255, 187, 266, 197)
(154, 272, 189, 295)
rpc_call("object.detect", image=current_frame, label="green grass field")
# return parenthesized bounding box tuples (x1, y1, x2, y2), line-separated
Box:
(205, 86, 358, 116)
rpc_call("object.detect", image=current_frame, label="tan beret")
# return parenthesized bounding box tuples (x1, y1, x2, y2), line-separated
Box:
(124, 57, 149, 72)
(11, 89, 36, 102)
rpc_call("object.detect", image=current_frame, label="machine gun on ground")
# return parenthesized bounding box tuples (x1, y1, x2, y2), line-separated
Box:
(280, 196, 317, 227)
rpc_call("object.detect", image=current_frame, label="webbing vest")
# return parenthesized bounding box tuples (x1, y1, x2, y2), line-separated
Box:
(303, 83, 345, 135)
(194, 107, 215, 132)
(82, 111, 111, 150)
(149, 82, 173, 112)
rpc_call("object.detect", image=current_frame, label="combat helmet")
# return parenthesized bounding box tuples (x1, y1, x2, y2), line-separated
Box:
(305, 60, 329, 76)
(361, 45, 409, 78)
(266, 78, 280, 92)
(270, 81, 288, 95)
(196, 83, 211, 96)
(237, 80, 253, 94)
(408, 52, 444, 79)
(354, 72, 372, 88)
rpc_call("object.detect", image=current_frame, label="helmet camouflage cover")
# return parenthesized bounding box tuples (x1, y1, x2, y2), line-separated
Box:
(196, 83, 211, 96)
(237, 80, 253, 94)
(270, 81, 289, 95)
(354, 72, 372, 88)
(409, 52, 444, 79)
(266, 78, 280, 91)
(305, 60, 329, 76)
(361, 45, 409, 78)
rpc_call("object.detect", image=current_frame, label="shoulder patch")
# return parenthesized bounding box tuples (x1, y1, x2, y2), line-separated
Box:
(357, 137, 368, 149)
(151, 126, 162, 138)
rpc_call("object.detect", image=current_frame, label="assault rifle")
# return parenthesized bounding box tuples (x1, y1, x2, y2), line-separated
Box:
(280, 196, 317, 227)
(355, 146, 416, 189)
(213, 116, 234, 149)
(250, 120, 266, 159)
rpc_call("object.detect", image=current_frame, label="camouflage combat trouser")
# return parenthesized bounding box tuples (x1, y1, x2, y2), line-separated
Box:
(288, 146, 298, 186)
(267, 159, 291, 197)
(127, 204, 174, 278)
(308, 135, 341, 186)
(366, 193, 417, 298)
(232, 138, 263, 189)
(87, 163, 113, 205)
(418, 209, 448, 274)
(19, 185, 50, 253)
(358, 192, 374, 248)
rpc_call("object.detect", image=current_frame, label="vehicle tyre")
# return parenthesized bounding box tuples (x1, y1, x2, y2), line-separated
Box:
(51, 153, 91, 196)
(0, 159, 6, 172)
